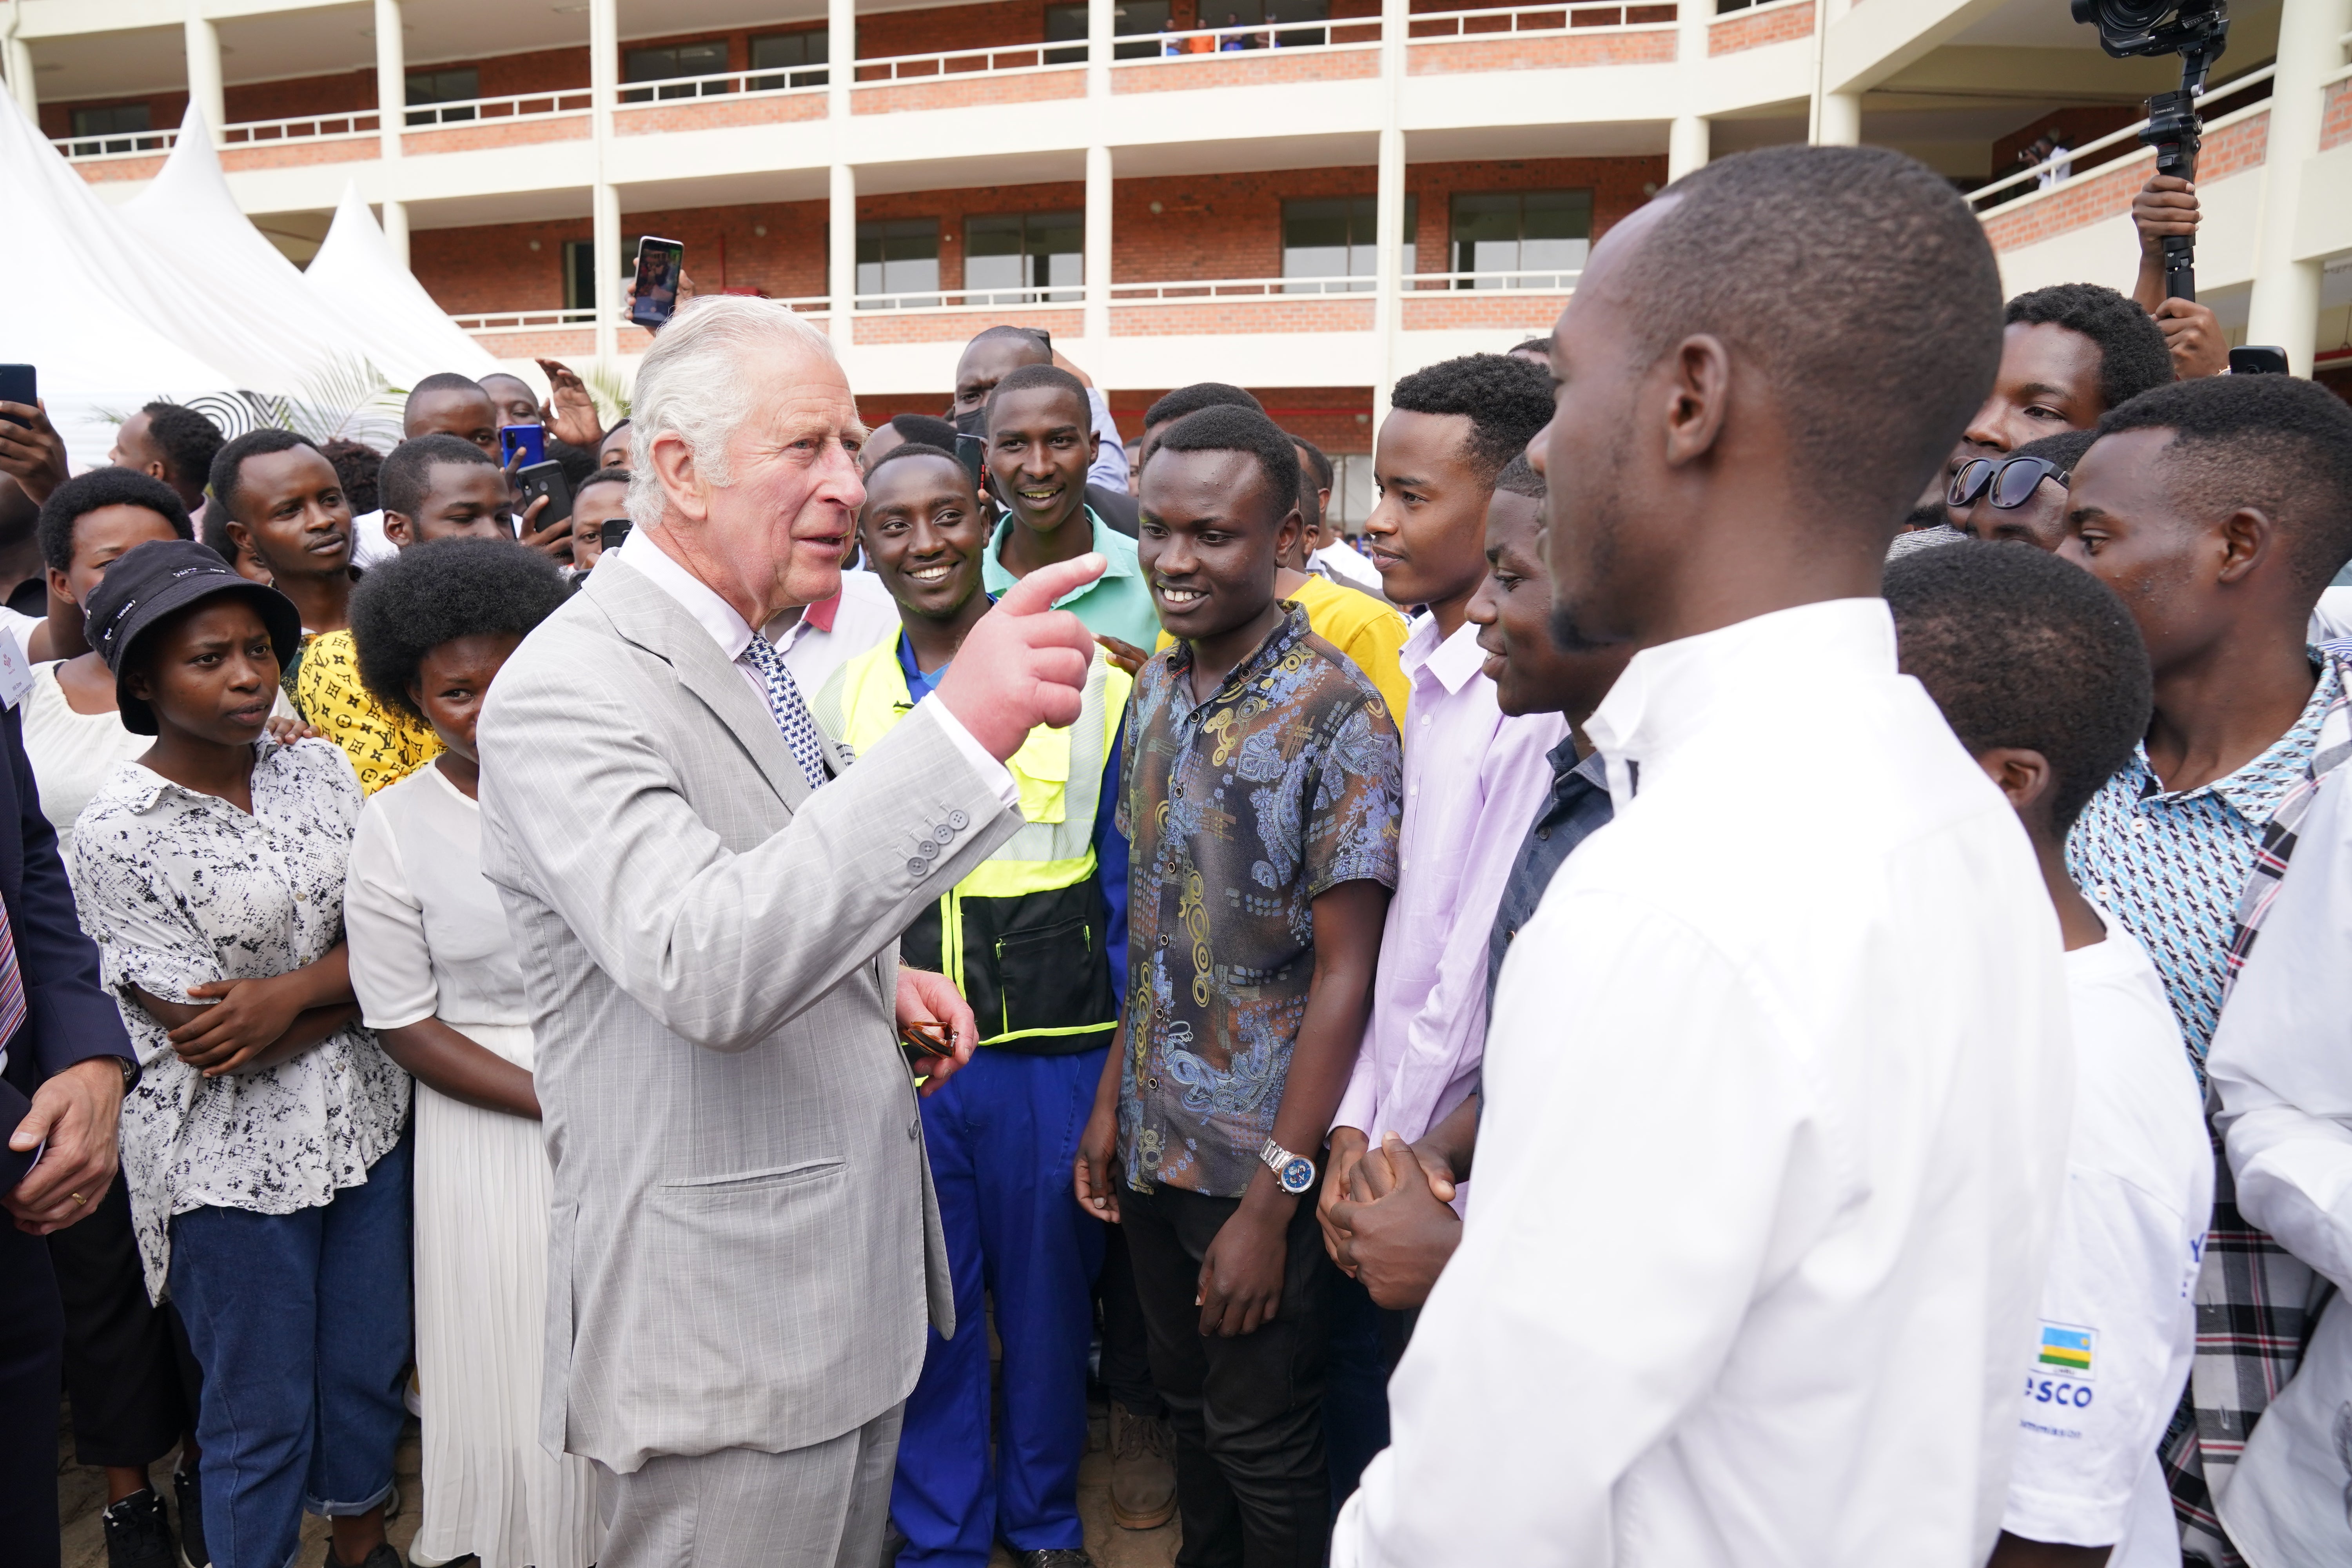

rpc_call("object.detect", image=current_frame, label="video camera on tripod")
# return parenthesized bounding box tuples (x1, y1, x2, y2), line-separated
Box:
(2069, 0, 2230, 301)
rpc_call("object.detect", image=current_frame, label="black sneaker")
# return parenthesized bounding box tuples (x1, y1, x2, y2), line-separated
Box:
(172, 1466, 209, 1568)
(102, 1488, 177, 1568)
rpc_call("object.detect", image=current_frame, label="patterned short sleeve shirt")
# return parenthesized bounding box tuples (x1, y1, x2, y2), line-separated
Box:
(2067, 653, 2345, 1067)
(1115, 603, 1402, 1197)
(70, 739, 412, 1301)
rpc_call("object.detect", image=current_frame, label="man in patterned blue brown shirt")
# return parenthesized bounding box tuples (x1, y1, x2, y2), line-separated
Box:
(2061, 374, 2352, 1564)
(1076, 404, 1399, 1568)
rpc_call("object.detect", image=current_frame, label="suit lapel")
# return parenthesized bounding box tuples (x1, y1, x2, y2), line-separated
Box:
(588, 561, 815, 813)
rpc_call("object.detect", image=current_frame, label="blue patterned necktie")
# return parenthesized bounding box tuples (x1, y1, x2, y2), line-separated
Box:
(739, 630, 830, 791)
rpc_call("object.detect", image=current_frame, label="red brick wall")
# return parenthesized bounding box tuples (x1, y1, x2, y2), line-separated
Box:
(413, 197, 835, 315)
(1112, 47, 1380, 91)
(853, 69, 1087, 109)
(1709, 0, 1810, 55)
(857, 0, 1047, 59)
(1408, 27, 1675, 72)
(2324, 78, 2352, 152)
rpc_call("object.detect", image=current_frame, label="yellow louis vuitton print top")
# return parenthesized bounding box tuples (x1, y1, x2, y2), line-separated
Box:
(291, 629, 440, 795)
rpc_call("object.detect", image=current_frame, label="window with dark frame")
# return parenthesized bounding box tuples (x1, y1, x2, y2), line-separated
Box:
(404, 66, 481, 125)
(749, 31, 829, 89)
(622, 40, 732, 101)
(68, 102, 162, 155)
(965, 212, 1084, 304)
(1448, 189, 1592, 287)
(1279, 195, 1416, 291)
(1113, 1, 1174, 57)
(857, 219, 942, 308)
(1044, 4, 1091, 64)
(563, 240, 598, 312)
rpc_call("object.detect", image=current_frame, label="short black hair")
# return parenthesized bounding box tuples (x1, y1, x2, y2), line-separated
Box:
(1148, 405, 1301, 521)
(207, 428, 322, 523)
(1290, 434, 1334, 495)
(1886, 540, 2151, 831)
(2011, 426, 2100, 475)
(2094, 373, 2352, 593)
(888, 413, 960, 450)
(319, 438, 383, 515)
(403, 372, 489, 420)
(379, 434, 498, 520)
(1494, 452, 1544, 500)
(1144, 383, 1262, 432)
(577, 465, 632, 495)
(1510, 337, 1552, 357)
(140, 403, 225, 492)
(985, 363, 1091, 430)
(349, 537, 571, 722)
(600, 417, 632, 444)
(199, 497, 239, 562)
(2005, 283, 2173, 416)
(37, 469, 193, 573)
(964, 324, 1053, 364)
(548, 434, 600, 489)
(1633, 146, 2004, 533)
(1389, 354, 1557, 486)
(866, 442, 965, 483)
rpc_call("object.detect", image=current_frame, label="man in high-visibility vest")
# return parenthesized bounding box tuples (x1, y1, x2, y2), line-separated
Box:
(814, 441, 1131, 1568)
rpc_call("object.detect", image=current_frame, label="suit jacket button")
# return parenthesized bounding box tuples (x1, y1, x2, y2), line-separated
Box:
(906, 857, 929, 875)
(918, 838, 942, 860)
(947, 809, 970, 830)
(933, 823, 955, 845)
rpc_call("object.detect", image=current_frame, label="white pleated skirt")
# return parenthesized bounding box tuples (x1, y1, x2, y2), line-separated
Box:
(410, 1020, 604, 1568)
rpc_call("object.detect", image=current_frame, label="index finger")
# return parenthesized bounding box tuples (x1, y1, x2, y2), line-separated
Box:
(993, 552, 1107, 617)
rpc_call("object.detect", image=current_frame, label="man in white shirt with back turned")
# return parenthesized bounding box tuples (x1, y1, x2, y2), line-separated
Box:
(1332, 145, 2076, 1568)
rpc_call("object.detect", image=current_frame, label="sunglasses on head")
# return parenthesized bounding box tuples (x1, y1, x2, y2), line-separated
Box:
(1949, 454, 2071, 511)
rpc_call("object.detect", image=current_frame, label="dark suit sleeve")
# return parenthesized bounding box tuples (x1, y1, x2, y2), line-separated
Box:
(4, 704, 134, 1082)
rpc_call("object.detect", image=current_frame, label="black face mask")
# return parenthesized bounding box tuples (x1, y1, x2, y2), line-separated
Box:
(954, 406, 986, 441)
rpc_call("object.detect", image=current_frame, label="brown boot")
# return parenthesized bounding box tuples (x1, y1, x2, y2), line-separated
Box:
(1107, 1401, 1177, 1530)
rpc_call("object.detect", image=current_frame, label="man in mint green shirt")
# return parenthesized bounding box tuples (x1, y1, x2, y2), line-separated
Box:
(978, 364, 1163, 650)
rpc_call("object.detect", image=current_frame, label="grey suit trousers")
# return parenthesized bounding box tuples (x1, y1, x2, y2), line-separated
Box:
(595, 1403, 903, 1568)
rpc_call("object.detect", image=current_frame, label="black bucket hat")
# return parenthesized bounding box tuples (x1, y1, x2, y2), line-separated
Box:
(82, 540, 304, 735)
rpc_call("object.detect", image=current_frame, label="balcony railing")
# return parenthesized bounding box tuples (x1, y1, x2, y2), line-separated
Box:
(1407, 268, 1581, 289)
(223, 109, 381, 144)
(403, 88, 594, 128)
(1408, 0, 1677, 38)
(618, 65, 828, 103)
(453, 297, 830, 334)
(1964, 63, 2274, 212)
(1110, 274, 1369, 300)
(853, 284, 1079, 310)
(853, 42, 1087, 82)
(54, 127, 179, 160)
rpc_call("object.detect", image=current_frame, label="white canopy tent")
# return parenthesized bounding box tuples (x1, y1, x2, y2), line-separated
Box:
(0, 92, 236, 465)
(303, 183, 503, 388)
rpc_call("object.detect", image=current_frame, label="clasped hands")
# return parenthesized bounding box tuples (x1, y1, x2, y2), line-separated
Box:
(1319, 1125, 1464, 1310)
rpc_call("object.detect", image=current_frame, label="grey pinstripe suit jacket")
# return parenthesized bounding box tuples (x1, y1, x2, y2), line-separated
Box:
(475, 557, 1023, 1474)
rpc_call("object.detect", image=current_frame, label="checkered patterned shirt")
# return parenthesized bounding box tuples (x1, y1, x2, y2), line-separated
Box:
(2066, 652, 2347, 1564)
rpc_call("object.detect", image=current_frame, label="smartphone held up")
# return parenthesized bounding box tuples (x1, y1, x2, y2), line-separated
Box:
(629, 237, 686, 331)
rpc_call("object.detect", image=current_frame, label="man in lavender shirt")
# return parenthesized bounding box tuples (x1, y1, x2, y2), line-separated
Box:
(1315, 353, 1561, 1501)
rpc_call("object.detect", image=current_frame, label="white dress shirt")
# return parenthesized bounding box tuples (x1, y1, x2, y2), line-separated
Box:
(613, 528, 1014, 803)
(2003, 922, 2207, 1568)
(1332, 617, 1563, 1147)
(772, 567, 901, 696)
(1334, 599, 2074, 1568)
(2206, 764, 2352, 1565)
(1313, 540, 1386, 595)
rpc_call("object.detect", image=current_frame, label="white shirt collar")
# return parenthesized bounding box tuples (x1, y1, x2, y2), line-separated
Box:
(613, 526, 754, 663)
(1401, 615, 1488, 697)
(1584, 597, 1896, 808)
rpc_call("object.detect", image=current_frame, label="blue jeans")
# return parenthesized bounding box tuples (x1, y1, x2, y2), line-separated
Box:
(168, 1132, 412, 1568)
(893, 1047, 1107, 1567)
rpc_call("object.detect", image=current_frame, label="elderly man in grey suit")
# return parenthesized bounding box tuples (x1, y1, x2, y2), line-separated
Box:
(475, 296, 1107, 1568)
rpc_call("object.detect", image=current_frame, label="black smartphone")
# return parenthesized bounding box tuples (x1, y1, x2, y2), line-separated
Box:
(955, 431, 987, 490)
(517, 460, 573, 530)
(629, 236, 686, 330)
(0, 364, 34, 427)
(601, 517, 633, 553)
(2229, 346, 2290, 376)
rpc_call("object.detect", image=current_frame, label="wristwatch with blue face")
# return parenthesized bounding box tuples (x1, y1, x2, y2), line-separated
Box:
(1260, 1137, 1317, 1195)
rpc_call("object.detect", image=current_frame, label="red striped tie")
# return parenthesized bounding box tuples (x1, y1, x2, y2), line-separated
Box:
(0, 899, 28, 1052)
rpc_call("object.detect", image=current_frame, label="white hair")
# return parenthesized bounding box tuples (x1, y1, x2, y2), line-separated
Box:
(626, 296, 839, 527)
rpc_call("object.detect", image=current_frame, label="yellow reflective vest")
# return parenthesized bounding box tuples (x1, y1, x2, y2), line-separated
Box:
(814, 631, 1132, 1052)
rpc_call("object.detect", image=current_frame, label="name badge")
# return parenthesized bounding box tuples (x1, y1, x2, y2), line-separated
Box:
(0, 630, 31, 710)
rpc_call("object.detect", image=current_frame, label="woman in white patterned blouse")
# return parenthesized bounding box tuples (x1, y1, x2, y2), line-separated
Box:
(70, 541, 411, 1568)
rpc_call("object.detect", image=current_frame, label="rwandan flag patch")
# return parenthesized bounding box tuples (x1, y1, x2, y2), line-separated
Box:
(2037, 1323, 2095, 1379)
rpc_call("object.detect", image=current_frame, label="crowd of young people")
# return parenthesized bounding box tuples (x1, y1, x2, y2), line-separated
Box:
(4, 141, 2352, 1568)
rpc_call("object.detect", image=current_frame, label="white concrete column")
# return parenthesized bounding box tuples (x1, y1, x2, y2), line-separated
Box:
(1813, 90, 1860, 146)
(381, 199, 409, 270)
(829, 0, 855, 118)
(184, 5, 225, 145)
(1668, 114, 1708, 181)
(1087, 0, 1113, 98)
(830, 162, 857, 349)
(1372, 0, 1409, 432)
(590, 0, 619, 365)
(1084, 144, 1112, 345)
(2245, 0, 2350, 375)
(373, 0, 403, 161)
(4, 31, 36, 122)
